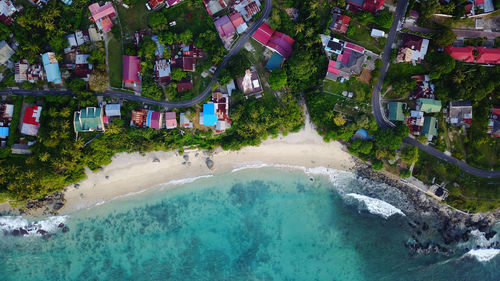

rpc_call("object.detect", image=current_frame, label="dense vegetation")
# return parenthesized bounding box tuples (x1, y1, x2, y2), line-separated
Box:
(0, 87, 303, 202)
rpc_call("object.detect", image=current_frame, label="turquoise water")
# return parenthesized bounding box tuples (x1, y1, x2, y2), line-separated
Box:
(1, 168, 499, 280)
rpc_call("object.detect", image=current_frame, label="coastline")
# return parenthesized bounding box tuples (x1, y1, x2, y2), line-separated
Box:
(58, 117, 356, 215)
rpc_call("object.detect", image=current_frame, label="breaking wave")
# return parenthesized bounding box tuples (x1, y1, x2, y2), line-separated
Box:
(345, 193, 406, 219)
(464, 249, 500, 262)
(0, 215, 67, 236)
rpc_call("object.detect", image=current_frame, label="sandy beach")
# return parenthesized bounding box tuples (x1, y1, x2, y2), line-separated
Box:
(59, 115, 355, 214)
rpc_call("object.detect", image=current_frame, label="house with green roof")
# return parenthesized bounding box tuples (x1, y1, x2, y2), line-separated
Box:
(74, 107, 104, 133)
(388, 102, 404, 121)
(421, 116, 437, 141)
(417, 98, 441, 113)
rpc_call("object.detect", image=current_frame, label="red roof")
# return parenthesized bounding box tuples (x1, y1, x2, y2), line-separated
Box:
(99, 16, 113, 32)
(177, 78, 193, 92)
(475, 47, 500, 64)
(445, 46, 475, 63)
(229, 12, 245, 28)
(362, 0, 384, 13)
(253, 23, 294, 59)
(123, 56, 141, 83)
(475, 0, 484, 4)
(23, 105, 41, 126)
(331, 15, 350, 34)
(492, 106, 500, 116)
(327, 60, 339, 74)
(252, 22, 274, 45)
(344, 42, 365, 53)
(148, 0, 164, 9)
(465, 3, 473, 14)
(182, 57, 195, 71)
(89, 2, 116, 22)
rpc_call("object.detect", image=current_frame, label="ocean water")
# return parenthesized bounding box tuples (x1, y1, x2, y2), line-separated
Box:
(1, 167, 499, 281)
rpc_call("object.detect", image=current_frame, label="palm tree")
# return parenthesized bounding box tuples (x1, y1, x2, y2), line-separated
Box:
(295, 24, 305, 36)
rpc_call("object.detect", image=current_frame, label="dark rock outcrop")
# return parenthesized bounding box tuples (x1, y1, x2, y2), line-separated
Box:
(22, 191, 66, 216)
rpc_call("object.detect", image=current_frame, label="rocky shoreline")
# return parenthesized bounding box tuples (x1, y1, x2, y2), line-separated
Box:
(355, 161, 500, 255)
(4, 159, 500, 251)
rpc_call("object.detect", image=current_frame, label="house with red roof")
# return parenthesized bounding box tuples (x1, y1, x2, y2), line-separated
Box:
(230, 11, 248, 34)
(146, 0, 165, 10)
(88, 2, 116, 32)
(325, 60, 340, 81)
(123, 56, 141, 84)
(146, 110, 163, 129)
(214, 15, 236, 49)
(347, 0, 384, 13)
(21, 105, 42, 137)
(212, 92, 231, 132)
(130, 109, 149, 128)
(253, 22, 294, 59)
(475, 47, 500, 64)
(445, 46, 475, 63)
(165, 112, 177, 129)
(177, 78, 193, 93)
(330, 13, 350, 34)
(182, 57, 196, 72)
(321, 35, 367, 81)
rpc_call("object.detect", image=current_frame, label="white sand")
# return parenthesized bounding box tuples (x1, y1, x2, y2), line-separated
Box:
(60, 114, 356, 214)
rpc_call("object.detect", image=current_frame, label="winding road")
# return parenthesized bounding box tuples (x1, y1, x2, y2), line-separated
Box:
(2, 0, 499, 178)
(371, 0, 500, 178)
(0, 0, 272, 108)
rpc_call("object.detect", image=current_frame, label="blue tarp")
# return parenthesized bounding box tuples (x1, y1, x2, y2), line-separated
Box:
(351, 128, 372, 141)
(0, 127, 9, 138)
(265, 52, 284, 71)
(203, 104, 217, 126)
(146, 110, 153, 127)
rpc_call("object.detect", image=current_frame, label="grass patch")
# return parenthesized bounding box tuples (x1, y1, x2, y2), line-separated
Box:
(340, 20, 385, 54)
(323, 78, 372, 104)
(163, 1, 215, 36)
(116, 0, 150, 34)
(0, 190, 11, 204)
(108, 37, 123, 88)
(442, 17, 475, 29)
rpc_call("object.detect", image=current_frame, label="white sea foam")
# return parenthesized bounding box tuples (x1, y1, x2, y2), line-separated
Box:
(465, 248, 500, 262)
(160, 175, 214, 187)
(231, 163, 352, 182)
(0, 215, 67, 236)
(468, 230, 497, 248)
(345, 193, 406, 219)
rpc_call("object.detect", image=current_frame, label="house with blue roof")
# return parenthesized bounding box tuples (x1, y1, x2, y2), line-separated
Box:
(201, 103, 217, 127)
(61, 0, 72, 5)
(41, 52, 63, 85)
(0, 127, 9, 139)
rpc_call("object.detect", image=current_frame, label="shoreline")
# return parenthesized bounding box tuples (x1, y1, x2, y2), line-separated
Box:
(58, 116, 356, 215)
(3, 113, 499, 246)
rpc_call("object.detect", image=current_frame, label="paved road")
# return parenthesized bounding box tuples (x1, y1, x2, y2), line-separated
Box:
(371, 1, 500, 178)
(157, 0, 272, 109)
(371, 0, 409, 129)
(0, 0, 272, 108)
(404, 138, 500, 178)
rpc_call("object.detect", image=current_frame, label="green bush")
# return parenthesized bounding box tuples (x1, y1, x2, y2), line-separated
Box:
(372, 159, 383, 170)
(400, 169, 411, 178)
